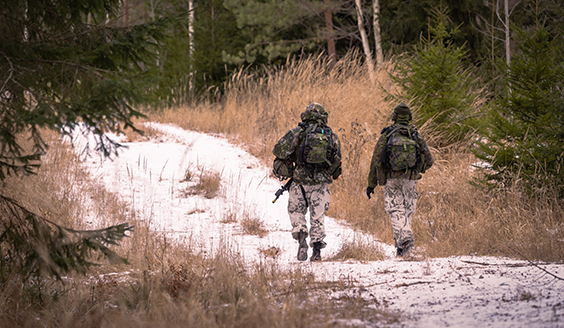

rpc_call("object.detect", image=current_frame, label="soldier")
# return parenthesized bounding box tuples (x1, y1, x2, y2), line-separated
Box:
(272, 103, 342, 261)
(366, 103, 434, 257)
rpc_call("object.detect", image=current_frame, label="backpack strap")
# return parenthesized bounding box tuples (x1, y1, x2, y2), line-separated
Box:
(297, 123, 316, 166)
(409, 126, 423, 177)
(380, 126, 397, 166)
(323, 126, 335, 166)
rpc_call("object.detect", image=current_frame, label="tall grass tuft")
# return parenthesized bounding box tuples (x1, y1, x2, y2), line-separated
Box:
(330, 236, 386, 262)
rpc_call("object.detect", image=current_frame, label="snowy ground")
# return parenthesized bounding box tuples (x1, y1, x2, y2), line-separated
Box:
(77, 123, 564, 328)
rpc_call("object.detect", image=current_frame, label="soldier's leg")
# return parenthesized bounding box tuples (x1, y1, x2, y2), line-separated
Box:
(304, 183, 330, 248)
(384, 179, 411, 249)
(288, 181, 309, 240)
(398, 179, 417, 249)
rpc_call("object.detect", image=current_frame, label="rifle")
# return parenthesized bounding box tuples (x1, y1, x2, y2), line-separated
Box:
(272, 178, 293, 203)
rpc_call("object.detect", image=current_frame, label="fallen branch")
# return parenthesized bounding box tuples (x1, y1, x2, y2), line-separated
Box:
(507, 247, 564, 282)
(394, 281, 432, 288)
(460, 260, 528, 267)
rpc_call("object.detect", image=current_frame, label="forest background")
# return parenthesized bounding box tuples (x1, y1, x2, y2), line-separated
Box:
(1, 0, 564, 326)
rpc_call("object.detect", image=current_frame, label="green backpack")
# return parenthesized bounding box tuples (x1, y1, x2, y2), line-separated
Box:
(298, 123, 335, 167)
(382, 126, 420, 172)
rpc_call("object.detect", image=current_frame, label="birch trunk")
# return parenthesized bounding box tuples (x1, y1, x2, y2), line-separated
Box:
(123, 0, 129, 26)
(504, 0, 510, 66)
(189, 0, 194, 93)
(354, 0, 375, 83)
(324, 0, 336, 68)
(372, 0, 383, 67)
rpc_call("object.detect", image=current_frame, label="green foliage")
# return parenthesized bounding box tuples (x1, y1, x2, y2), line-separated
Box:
(191, 0, 245, 94)
(474, 26, 564, 196)
(222, 0, 330, 65)
(380, 0, 490, 62)
(0, 195, 132, 280)
(0, 0, 167, 178)
(387, 6, 484, 147)
(151, 1, 196, 106)
(0, 0, 156, 280)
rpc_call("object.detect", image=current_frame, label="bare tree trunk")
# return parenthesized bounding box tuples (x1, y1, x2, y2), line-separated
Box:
(324, 0, 336, 69)
(495, 0, 521, 91)
(210, 0, 215, 45)
(123, 0, 129, 26)
(354, 0, 375, 83)
(149, 0, 155, 22)
(372, 0, 383, 67)
(189, 0, 194, 93)
(149, 0, 158, 67)
(504, 0, 510, 67)
(491, 0, 495, 65)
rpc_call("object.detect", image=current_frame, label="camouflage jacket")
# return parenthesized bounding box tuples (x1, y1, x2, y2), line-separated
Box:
(273, 122, 341, 185)
(367, 123, 434, 188)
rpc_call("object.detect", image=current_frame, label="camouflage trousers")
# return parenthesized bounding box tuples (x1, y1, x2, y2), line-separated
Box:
(384, 178, 418, 248)
(288, 182, 330, 248)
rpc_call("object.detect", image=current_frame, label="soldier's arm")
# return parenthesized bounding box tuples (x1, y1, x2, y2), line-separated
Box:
(367, 134, 387, 188)
(421, 138, 434, 170)
(333, 132, 342, 158)
(273, 128, 301, 159)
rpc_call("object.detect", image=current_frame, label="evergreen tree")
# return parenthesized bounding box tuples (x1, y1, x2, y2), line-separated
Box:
(0, 0, 164, 278)
(222, 0, 361, 65)
(0, 0, 166, 176)
(222, 0, 320, 65)
(380, 0, 490, 63)
(387, 6, 484, 147)
(474, 26, 564, 196)
(1, 195, 132, 280)
(192, 0, 245, 94)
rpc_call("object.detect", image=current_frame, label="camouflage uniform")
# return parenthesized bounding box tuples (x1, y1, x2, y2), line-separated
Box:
(273, 103, 341, 259)
(366, 103, 434, 255)
(384, 179, 417, 249)
(287, 182, 330, 247)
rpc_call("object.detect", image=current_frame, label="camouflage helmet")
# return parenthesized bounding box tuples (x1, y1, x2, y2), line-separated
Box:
(301, 103, 328, 125)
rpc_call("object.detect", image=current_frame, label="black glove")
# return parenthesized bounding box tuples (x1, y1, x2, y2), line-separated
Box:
(366, 186, 375, 199)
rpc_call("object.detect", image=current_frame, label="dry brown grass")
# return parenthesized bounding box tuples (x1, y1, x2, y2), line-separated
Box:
(0, 129, 400, 327)
(3, 51, 562, 327)
(149, 52, 564, 263)
(119, 118, 162, 143)
(193, 170, 222, 199)
(181, 166, 222, 199)
(219, 206, 238, 224)
(240, 215, 269, 238)
(259, 246, 282, 259)
(329, 235, 386, 262)
(147, 52, 396, 162)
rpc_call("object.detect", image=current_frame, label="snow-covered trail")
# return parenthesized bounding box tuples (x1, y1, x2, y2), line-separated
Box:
(80, 122, 372, 263)
(78, 123, 564, 328)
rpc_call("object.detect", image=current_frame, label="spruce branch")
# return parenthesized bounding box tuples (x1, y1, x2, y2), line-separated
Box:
(0, 194, 132, 280)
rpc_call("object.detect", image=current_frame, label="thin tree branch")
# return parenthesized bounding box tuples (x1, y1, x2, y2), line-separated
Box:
(507, 246, 564, 281)
(0, 51, 14, 95)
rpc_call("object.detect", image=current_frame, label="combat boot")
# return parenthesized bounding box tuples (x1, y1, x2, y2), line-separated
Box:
(400, 240, 414, 257)
(396, 247, 403, 257)
(310, 242, 323, 261)
(297, 231, 308, 261)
